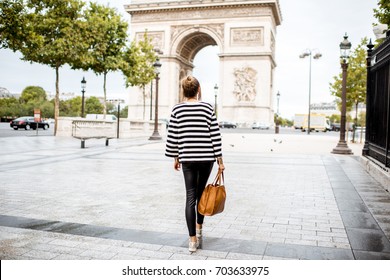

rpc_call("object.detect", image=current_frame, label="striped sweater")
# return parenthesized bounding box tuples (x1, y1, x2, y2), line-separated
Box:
(165, 101, 222, 162)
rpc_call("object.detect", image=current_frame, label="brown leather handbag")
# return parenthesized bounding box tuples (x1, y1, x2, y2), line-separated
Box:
(198, 171, 226, 216)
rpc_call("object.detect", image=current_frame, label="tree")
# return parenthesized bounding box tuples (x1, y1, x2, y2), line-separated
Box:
(374, 0, 390, 26)
(60, 96, 82, 117)
(0, 0, 88, 135)
(77, 2, 128, 116)
(329, 38, 368, 115)
(122, 32, 157, 120)
(20, 86, 47, 104)
(85, 96, 104, 114)
(0, 97, 19, 119)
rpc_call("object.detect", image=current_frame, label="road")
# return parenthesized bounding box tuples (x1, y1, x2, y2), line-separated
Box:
(219, 126, 341, 137)
(0, 122, 54, 137)
(0, 122, 342, 138)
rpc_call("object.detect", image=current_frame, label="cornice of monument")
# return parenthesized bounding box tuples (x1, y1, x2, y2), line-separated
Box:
(125, 0, 282, 25)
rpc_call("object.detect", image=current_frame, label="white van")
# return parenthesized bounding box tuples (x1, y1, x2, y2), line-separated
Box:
(85, 114, 117, 121)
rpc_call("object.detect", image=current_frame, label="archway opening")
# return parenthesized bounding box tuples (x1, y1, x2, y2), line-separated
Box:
(193, 46, 219, 106)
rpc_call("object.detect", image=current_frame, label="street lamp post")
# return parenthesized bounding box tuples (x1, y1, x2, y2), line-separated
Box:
(214, 84, 218, 118)
(150, 82, 153, 121)
(332, 34, 353, 155)
(81, 77, 86, 118)
(275, 91, 280, 134)
(300, 49, 322, 134)
(149, 57, 162, 140)
(117, 101, 121, 139)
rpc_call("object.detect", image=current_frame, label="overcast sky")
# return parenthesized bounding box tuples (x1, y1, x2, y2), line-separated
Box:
(0, 0, 379, 119)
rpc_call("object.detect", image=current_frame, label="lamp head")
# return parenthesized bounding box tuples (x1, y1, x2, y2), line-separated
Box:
(81, 77, 86, 90)
(313, 53, 322, 59)
(299, 50, 310, 59)
(153, 58, 162, 75)
(340, 33, 352, 60)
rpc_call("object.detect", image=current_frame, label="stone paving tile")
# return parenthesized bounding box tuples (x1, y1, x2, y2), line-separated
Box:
(169, 253, 207, 260)
(79, 249, 117, 260)
(226, 252, 263, 260)
(136, 249, 173, 259)
(21, 249, 60, 260)
(52, 254, 92, 260)
(111, 254, 150, 260)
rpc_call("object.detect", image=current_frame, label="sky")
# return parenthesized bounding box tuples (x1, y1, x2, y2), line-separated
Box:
(0, 0, 380, 119)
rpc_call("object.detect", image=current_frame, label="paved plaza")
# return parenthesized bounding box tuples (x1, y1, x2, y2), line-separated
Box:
(0, 132, 390, 260)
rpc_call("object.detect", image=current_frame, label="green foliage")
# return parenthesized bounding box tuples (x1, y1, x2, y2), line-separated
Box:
(0, 0, 26, 49)
(329, 38, 368, 112)
(60, 96, 82, 117)
(329, 114, 341, 124)
(107, 103, 128, 118)
(119, 105, 128, 118)
(274, 113, 293, 127)
(122, 32, 157, 88)
(20, 86, 47, 103)
(85, 96, 103, 114)
(79, 2, 128, 114)
(122, 32, 157, 119)
(374, 0, 390, 26)
(0, 89, 54, 119)
(0, 97, 19, 118)
(0, 0, 89, 134)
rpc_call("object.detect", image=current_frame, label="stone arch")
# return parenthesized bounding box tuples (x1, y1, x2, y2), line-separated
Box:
(172, 27, 222, 101)
(126, 0, 282, 126)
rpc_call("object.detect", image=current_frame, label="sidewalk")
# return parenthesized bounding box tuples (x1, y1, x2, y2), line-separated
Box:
(0, 132, 389, 260)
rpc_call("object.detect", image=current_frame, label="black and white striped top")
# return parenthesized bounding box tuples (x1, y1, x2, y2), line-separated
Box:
(165, 101, 222, 162)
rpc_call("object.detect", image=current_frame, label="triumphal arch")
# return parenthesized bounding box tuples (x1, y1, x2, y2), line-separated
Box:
(125, 0, 282, 126)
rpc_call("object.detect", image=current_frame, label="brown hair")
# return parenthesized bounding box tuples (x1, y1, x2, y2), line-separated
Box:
(181, 76, 200, 98)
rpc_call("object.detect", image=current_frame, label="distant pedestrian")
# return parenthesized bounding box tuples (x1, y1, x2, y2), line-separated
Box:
(165, 75, 225, 252)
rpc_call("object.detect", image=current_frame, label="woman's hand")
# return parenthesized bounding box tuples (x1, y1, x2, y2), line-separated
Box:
(217, 157, 225, 171)
(174, 158, 181, 171)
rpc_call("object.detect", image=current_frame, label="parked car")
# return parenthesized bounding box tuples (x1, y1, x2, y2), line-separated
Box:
(331, 123, 353, 132)
(251, 122, 270, 130)
(218, 121, 237, 129)
(10, 116, 50, 130)
(330, 123, 340, 131)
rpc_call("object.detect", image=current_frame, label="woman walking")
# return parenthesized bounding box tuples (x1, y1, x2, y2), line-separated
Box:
(165, 75, 225, 252)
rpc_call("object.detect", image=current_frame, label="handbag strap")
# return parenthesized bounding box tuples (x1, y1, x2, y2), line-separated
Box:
(213, 170, 224, 186)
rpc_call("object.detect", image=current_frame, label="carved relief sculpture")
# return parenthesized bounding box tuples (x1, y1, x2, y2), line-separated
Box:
(231, 27, 263, 46)
(136, 31, 164, 50)
(233, 67, 258, 102)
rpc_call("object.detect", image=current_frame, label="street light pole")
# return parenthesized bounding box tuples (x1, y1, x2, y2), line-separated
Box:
(117, 101, 121, 139)
(81, 77, 86, 118)
(275, 91, 280, 134)
(332, 34, 353, 155)
(214, 84, 218, 118)
(150, 81, 153, 121)
(149, 57, 162, 141)
(300, 49, 322, 134)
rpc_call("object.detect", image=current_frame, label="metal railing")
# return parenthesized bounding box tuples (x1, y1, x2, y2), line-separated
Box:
(363, 34, 390, 168)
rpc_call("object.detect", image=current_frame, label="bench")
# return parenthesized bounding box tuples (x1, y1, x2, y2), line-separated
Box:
(72, 120, 116, 148)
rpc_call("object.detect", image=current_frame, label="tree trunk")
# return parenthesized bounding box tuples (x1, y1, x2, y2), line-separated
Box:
(143, 85, 146, 120)
(103, 72, 107, 117)
(54, 66, 60, 136)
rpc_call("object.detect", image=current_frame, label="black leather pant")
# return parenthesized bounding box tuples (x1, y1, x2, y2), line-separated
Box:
(182, 161, 214, 237)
